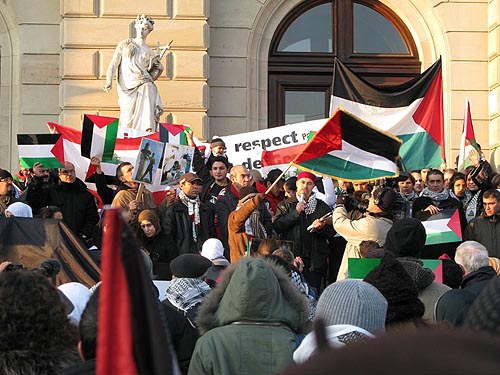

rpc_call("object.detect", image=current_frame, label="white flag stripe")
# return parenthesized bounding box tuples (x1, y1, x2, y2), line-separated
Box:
(328, 140, 398, 173)
(421, 218, 452, 234)
(18, 144, 55, 158)
(330, 96, 425, 135)
(89, 125, 107, 159)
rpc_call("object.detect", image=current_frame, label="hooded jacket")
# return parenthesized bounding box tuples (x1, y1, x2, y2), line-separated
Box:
(188, 258, 309, 375)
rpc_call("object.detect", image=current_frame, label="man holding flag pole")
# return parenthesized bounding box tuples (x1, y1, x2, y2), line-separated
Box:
(271, 109, 403, 286)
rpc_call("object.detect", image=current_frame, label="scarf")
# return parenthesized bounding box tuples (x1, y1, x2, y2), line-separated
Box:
(421, 187, 450, 204)
(179, 191, 201, 242)
(464, 189, 481, 222)
(237, 194, 268, 239)
(296, 192, 318, 215)
(165, 277, 211, 312)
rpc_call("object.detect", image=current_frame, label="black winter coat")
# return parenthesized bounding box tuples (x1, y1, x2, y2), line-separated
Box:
(161, 200, 216, 256)
(466, 214, 500, 258)
(273, 196, 334, 274)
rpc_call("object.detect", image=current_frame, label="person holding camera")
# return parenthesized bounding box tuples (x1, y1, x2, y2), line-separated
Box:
(333, 186, 397, 281)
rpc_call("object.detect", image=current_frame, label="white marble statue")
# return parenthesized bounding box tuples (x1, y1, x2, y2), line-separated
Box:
(104, 14, 168, 132)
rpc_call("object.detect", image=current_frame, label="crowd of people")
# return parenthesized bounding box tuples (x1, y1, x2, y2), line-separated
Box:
(1, 135, 500, 374)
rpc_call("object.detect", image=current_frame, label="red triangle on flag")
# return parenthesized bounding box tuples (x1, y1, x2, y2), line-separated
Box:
(50, 135, 65, 165)
(412, 67, 445, 161)
(447, 209, 462, 240)
(160, 123, 187, 137)
(86, 114, 119, 129)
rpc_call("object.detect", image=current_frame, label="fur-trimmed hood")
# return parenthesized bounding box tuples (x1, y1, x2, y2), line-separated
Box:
(0, 348, 79, 375)
(195, 257, 310, 335)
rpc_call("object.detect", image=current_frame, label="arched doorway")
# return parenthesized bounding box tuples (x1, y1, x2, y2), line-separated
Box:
(268, 0, 421, 127)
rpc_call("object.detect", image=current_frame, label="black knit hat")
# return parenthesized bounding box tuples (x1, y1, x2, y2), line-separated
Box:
(170, 254, 212, 278)
(0, 168, 12, 180)
(364, 252, 425, 324)
(385, 218, 426, 258)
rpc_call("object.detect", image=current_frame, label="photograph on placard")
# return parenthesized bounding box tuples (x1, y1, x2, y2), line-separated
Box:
(133, 138, 165, 184)
(161, 144, 194, 185)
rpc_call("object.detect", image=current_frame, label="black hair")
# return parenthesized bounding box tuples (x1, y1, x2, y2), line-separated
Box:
(209, 156, 229, 170)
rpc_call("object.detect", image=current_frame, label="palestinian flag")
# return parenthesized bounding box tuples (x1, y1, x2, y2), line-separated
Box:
(160, 123, 190, 145)
(17, 134, 64, 168)
(291, 109, 402, 181)
(97, 208, 176, 374)
(421, 209, 462, 245)
(330, 57, 444, 171)
(81, 114, 119, 162)
(48, 122, 168, 205)
(457, 98, 480, 171)
(348, 258, 443, 283)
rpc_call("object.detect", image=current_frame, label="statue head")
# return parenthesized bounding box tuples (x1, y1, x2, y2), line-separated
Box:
(135, 14, 154, 30)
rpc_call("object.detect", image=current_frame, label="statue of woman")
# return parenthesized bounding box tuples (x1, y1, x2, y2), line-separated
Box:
(104, 14, 165, 132)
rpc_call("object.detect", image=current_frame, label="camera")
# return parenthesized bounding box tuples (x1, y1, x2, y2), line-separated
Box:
(346, 192, 371, 213)
(3, 259, 61, 277)
(5, 264, 23, 272)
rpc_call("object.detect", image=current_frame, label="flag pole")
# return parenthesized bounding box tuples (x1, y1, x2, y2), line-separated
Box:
(265, 163, 292, 194)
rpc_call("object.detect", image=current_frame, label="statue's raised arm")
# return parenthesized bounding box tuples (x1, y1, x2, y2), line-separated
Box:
(104, 14, 169, 132)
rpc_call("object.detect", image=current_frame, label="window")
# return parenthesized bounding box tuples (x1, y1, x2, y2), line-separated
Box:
(268, 0, 420, 127)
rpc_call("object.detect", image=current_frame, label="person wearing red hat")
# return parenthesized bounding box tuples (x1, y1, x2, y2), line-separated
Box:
(273, 171, 335, 291)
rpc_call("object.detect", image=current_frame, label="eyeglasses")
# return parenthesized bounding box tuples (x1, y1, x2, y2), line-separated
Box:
(0, 177, 13, 183)
(59, 169, 75, 175)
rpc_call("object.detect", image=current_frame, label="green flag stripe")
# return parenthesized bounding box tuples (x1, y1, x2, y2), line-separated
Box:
(425, 231, 461, 245)
(103, 120, 119, 162)
(295, 154, 397, 181)
(19, 157, 63, 169)
(398, 132, 443, 170)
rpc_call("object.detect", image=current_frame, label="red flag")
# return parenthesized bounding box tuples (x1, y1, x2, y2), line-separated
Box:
(97, 209, 175, 374)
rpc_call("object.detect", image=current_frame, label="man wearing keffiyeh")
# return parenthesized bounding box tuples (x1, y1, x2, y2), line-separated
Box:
(161, 173, 216, 260)
(273, 171, 335, 292)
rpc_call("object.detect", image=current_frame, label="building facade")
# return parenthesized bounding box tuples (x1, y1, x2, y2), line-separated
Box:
(0, 0, 499, 172)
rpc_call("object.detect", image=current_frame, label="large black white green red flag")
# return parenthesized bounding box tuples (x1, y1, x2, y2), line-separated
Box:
(290, 108, 402, 181)
(330, 57, 444, 171)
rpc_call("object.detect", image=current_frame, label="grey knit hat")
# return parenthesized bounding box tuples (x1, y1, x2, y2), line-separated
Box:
(316, 279, 388, 334)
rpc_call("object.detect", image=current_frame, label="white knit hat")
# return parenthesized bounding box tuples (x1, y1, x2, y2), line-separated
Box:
(201, 238, 225, 260)
(316, 279, 388, 334)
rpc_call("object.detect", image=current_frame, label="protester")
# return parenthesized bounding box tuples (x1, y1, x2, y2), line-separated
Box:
(4, 201, 33, 217)
(410, 170, 424, 195)
(164, 253, 212, 324)
(263, 169, 286, 215)
(37, 205, 64, 219)
(228, 186, 268, 263)
(465, 275, 500, 334)
(137, 209, 173, 279)
(334, 186, 396, 281)
(383, 218, 450, 323)
(216, 164, 272, 259)
(0, 270, 79, 373)
(449, 172, 467, 205)
(25, 161, 99, 244)
(466, 189, 500, 258)
(200, 238, 230, 287)
(111, 161, 157, 222)
(293, 279, 387, 364)
(188, 257, 309, 375)
(393, 175, 418, 220)
(273, 171, 335, 291)
(412, 169, 466, 258)
(161, 173, 216, 256)
(0, 168, 16, 216)
(58, 282, 92, 326)
(364, 252, 426, 329)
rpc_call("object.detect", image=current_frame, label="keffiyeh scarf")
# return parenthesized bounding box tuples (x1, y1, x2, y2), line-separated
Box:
(296, 192, 318, 215)
(179, 190, 201, 242)
(421, 187, 450, 205)
(165, 277, 211, 312)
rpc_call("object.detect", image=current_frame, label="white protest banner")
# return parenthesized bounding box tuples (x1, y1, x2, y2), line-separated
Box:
(218, 118, 326, 174)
